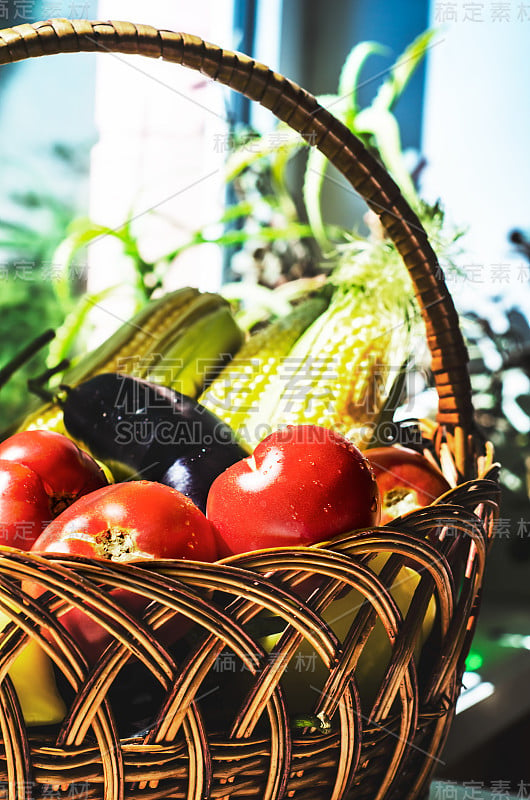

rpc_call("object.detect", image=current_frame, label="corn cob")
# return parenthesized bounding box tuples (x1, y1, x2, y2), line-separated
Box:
(63, 286, 202, 385)
(203, 248, 419, 451)
(19, 288, 244, 433)
(145, 305, 245, 398)
(199, 294, 330, 447)
(262, 286, 411, 447)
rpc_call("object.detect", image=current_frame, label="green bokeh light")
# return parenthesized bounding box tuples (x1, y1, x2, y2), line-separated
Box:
(466, 651, 483, 671)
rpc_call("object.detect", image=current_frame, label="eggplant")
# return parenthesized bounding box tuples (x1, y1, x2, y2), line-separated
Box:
(62, 373, 248, 512)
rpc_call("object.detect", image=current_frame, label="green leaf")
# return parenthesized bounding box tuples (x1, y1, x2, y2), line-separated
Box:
(0, 220, 48, 254)
(0, 219, 40, 236)
(303, 147, 331, 250)
(373, 29, 438, 111)
(45, 284, 122, 377)
(202, 223, 314, 249)
(154, 204, 255, 268)
(223, 123, 306, 183)
(354, 106, 419, 206)
(220, 282, 294, 330)
(165, 221, 314, 264)
(218, 201, 254, 224)
(338, 41, 389, 124)
(316, 93, 343, 110)
(51, 218, 129, 307)
(270, 142, 300, 222)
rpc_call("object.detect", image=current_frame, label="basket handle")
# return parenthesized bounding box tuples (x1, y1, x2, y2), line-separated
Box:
(0, 18, 476, 473)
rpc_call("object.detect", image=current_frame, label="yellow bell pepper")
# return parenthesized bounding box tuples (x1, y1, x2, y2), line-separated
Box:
(260, 552, 437, 713)
(0, 609, 66, 726)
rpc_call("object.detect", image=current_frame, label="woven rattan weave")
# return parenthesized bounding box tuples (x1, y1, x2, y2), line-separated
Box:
(0, 19, 500, 800)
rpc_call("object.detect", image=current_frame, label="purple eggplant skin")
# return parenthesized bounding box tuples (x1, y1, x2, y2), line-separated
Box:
(61, 372, 248, 512)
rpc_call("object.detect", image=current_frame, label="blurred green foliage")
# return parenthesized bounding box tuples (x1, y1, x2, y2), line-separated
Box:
(0, 143, 89, 427)
(0, 280, 63, 426)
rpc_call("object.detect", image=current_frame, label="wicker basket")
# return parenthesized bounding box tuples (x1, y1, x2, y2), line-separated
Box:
(0, 19, 500, 800)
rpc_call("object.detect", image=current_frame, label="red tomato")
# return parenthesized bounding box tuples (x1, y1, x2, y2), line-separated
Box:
(206, 424, 380, 557)
(365, 445, 451, 524)
(0, 460, 51, 549)
(31, 480, 218, 662)
(0, 430, 108, 515)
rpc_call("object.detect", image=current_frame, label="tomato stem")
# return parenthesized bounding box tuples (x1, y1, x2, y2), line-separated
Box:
(94, 527, 139, 561)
